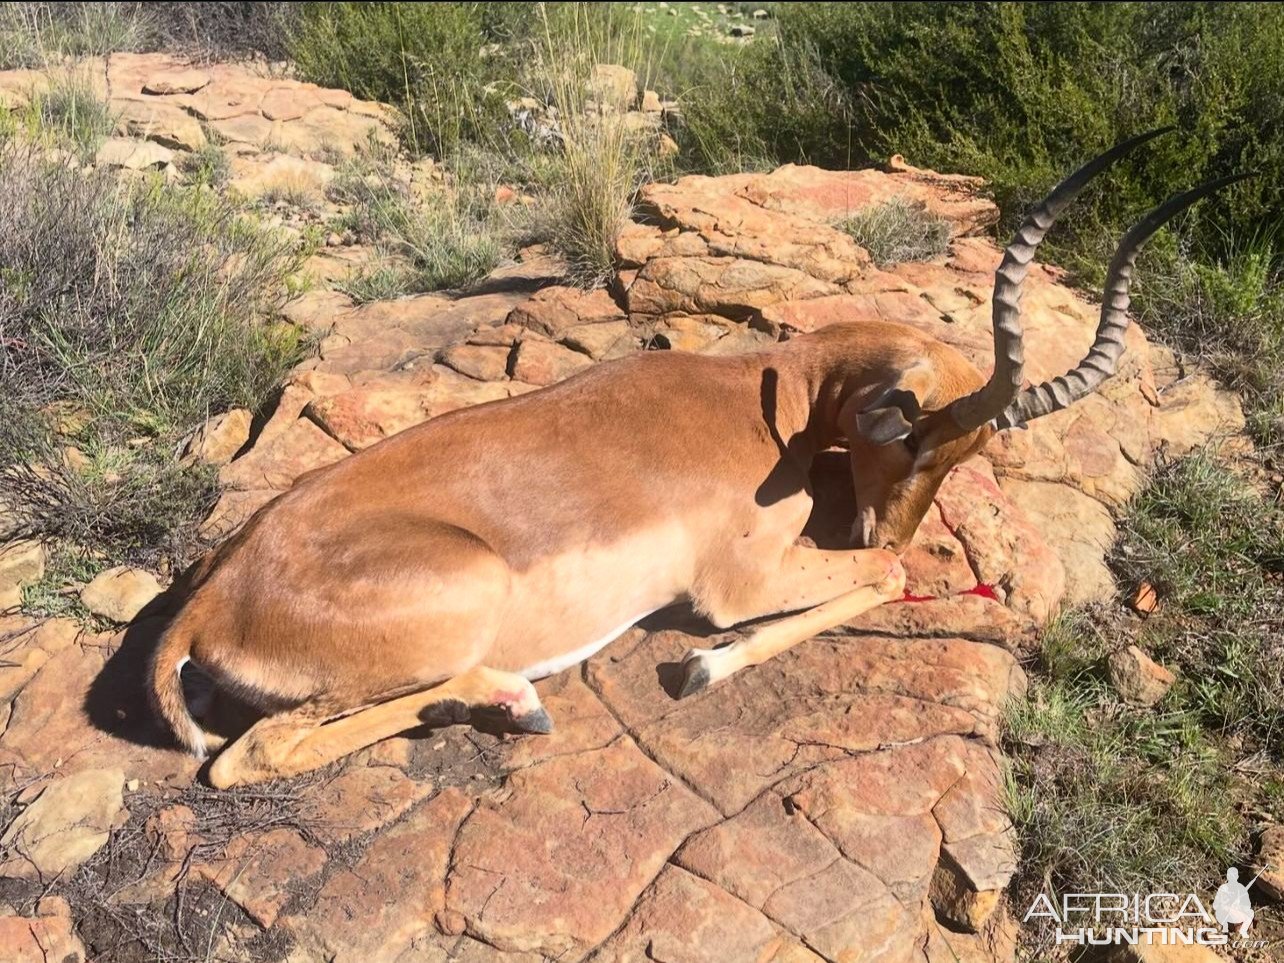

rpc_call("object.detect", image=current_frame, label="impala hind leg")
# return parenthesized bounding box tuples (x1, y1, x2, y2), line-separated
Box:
(680, 546, 905, 697)
(207, 666, 548, 788)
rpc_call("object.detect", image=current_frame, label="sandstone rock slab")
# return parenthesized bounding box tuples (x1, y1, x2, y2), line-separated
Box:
(0, 767, 125, 880)
(80, 566, 162, 624)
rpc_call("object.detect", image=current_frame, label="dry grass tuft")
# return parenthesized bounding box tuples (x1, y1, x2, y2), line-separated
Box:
(521, 5, 655, 288)
(836, 196, 951, 267)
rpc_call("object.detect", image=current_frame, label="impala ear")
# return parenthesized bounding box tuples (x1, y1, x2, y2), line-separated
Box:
(855, 395, 917, 444)
(848, 365, 937, 446)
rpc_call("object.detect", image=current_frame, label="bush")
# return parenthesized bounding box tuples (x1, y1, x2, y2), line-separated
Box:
(1113, 453, 1284, 741)
(0, 146, 304, 569)
(2, 424, 221, 572)
(177, 140, 231, 188)
(144, 1, 299, 61)
(836, 197, 951, 266)
(0, 3, 300, 66)
(289, 2, 501, 157)
(677, 33, 855, 174)
(683, 3, 1284, 249)
(679, 2, 1284, 438)
(1134, 234, 1284, 445)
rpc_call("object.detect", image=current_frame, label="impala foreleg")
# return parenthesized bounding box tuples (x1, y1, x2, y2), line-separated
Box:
(680, 546, 905, 697)
(207, 666, 548, 788)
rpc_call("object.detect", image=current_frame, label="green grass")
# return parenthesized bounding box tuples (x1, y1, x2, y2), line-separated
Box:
(520, 5, 656, 287)
(0, 2, 149, 69)
(1113, 453, 1284, 742)
(20, 544, 102, 622)
(836, 197, 951, 267)
(1005, 451, 1284, 957)
(1134, 232, 1284, 447)
(288, 2, 504, 158)
(328, 153, 502, 299)
(27, 70, 116, 158)
(178, 140, 231, 189)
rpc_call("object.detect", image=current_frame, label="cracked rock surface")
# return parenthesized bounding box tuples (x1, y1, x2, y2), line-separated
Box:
(0, 57, 1244, 963)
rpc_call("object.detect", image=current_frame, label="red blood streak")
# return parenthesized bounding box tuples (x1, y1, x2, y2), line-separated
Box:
(899, 591, 937, 603)
(897, 583, 999, 604)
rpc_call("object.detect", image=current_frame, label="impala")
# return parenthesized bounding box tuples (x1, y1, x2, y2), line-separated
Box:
(151, 130, 1239, 787)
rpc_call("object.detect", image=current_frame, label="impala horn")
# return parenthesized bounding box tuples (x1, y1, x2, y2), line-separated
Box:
(994, 172, 1253, 428)
(949, 127, 1175, 431)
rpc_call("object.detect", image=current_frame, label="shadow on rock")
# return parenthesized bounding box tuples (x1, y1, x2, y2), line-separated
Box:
(83, 587, 184, 751)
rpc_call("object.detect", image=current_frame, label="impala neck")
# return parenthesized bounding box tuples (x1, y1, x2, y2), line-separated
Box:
(777, 335, 882, 454)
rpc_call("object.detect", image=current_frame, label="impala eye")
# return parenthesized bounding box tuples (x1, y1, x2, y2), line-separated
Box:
(903, 433, 921, 456)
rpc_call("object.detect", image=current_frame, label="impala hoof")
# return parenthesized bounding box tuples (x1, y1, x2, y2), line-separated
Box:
(513, 706, 554, 735)
(677, 654, 712, 698)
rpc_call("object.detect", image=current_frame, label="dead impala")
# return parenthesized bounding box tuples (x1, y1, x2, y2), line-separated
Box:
(150, 131, 1239, 787)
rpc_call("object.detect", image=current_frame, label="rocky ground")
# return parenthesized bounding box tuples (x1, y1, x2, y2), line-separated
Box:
(0, 55, 1245, 962)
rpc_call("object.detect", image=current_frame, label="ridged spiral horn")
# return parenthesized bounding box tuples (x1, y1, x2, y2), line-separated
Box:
(996, 172, 1253, 429)
(949, 127, 1176, 431)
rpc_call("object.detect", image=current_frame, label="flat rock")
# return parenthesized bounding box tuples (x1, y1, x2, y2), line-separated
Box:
(590, 865, 817, 962)
(307, 764, 433, 845)
(508, 337, 594, 386)
(115, 98, 206, 150)
(508, 285, 627, 337)
(287, 788, 472, 962)
(445, 739, 718, 956)
(1255, 825, 1284, 901)
(142, 68, 211, 95)
(196, 827, 327, 928)
(0, 897, 86, 962)
(439, 341, 513, 382)
(0, 540, 45, 611)
(0, 767, 125, 880)
(95, 137, 173, 171)
(305, 377, 513, 451)
(229, 153, 334, 200)
(0, 617, 78, 703)
(1108, 644, 1176, 706)
(219, 417, 350, 492)
(183, 409, 251, 466)
(79, 566, 162, 624)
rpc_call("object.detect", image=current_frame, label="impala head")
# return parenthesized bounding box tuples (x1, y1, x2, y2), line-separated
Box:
(847, 128, 1249, 552)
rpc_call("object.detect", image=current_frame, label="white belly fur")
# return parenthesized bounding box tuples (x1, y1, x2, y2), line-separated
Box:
(517, 608, 660, 680)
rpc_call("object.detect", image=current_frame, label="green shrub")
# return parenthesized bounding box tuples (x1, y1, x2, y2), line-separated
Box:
(680, 2, 1284, 438)
(685, 3, 1281, 254)
(836, 197, 951, 266)
(1113, 452, 1284, 741)
(3, 429, 221, 572)
(518, 7, 656, 287)
(289, 2, 502, 157)
(144, 1, 299, 61)
(0, 145, 305, 569)
(677, 34, 853, 174)
(1134, 233, 1284, 445)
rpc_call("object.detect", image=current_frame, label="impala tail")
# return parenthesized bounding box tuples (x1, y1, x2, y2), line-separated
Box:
(149, 621, 208, 759)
